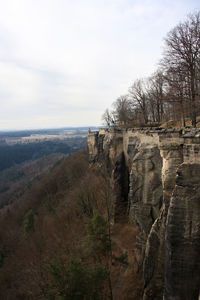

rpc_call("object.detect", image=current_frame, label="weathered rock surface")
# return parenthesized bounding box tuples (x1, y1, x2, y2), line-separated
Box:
(165, 163, 200, 300)
(113, 152, 129, 221)
(143, 141, 184, 299)
(129, 145, 163, 273)
(88, 127, 200, 299)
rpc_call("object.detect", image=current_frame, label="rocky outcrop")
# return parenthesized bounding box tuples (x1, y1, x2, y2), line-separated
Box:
(129, 144, 163, 273)
(88, 127, 200, 299)
(165, 163, 200, 300)
(143, 140, 184, 299)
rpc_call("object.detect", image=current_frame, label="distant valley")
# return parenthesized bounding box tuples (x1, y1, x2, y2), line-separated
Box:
(0, 127, 91, 210)
(0, 127, 91, 145)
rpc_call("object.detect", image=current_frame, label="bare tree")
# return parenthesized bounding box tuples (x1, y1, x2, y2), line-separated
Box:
(147, 70, 166, 123)
(102, 108, 113, 126)
(161, 12, 200, 126)
(164, 65, 191, 126)
(112, 95, 133, 125)
(129, 79, 149, 124)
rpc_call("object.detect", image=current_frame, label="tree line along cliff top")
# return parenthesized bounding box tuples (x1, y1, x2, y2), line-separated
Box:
(102, 12, 200, 129)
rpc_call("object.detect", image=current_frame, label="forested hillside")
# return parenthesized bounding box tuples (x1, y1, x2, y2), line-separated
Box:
(0, 153, 65, 209)
(0, 132, 87, 210)
(0, 150, 143, 299)
(0, 138, 86, 172)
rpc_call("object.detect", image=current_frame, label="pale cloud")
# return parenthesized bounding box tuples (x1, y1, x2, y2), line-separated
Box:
(0, 61, 40, 106)
(0, 0, 199, 129)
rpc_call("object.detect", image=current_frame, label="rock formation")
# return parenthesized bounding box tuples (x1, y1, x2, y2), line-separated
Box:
(88, 127, 200, 299)
(165, 163, 200, 300)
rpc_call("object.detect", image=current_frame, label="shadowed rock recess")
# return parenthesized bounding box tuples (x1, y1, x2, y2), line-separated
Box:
(88, 127, 200, 300)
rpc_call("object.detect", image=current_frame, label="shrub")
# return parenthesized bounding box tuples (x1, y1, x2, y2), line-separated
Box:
(24, 209, 34, 237)
(85, 212, 111, 262)
(45, 257, 108, 300)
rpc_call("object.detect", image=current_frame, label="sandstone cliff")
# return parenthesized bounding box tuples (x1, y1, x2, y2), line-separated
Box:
(88, 127, 200, 300)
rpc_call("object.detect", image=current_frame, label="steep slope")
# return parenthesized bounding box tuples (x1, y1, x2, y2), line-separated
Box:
(0, 150, 89, 299)
(0, 149, 143, 299)
(0, 153, 65, 210)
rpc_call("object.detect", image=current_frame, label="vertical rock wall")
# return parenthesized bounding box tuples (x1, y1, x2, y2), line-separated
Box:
(165, 163, 200, 300)
(128, 144, 163, 273)
(143, 141, 183, 299)
(88, 128, 200, 300)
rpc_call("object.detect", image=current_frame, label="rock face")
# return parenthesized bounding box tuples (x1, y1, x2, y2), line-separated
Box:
(143, 141, 184, 299)
(129, 144, 163, 274)
(88, 127, 200, 299)
(113, 152, 129, 221)
(165, 163, 200, 300)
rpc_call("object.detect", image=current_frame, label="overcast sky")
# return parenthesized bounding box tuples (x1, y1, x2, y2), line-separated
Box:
(0, 0, 199, 129)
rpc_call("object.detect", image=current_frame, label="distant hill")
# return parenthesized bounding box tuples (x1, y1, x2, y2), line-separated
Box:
(0, 134, 87, 172)
(0, 153, 65, 210)
(0, 130, 87, 210)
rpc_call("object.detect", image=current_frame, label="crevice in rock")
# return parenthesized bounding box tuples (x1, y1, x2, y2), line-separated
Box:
(113, 152, 130, 222)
